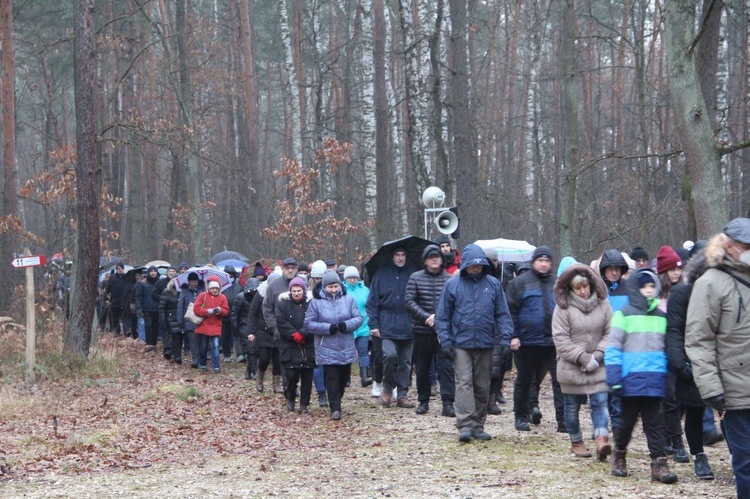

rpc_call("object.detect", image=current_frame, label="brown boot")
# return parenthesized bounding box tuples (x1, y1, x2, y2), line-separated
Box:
(595, 436, 612, 462)
(650, 456, 678, 484)
(380, 386, 393, 407)
(611, 448, 627, 477)
(273, 375, 284, 394)
(570, 441, 592, 458)
(256, 371, 265, 392)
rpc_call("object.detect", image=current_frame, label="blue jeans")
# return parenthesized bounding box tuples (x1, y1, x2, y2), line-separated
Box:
(313, 367, 325, 393)
(564, 392, 609, 442)
(355, 336, 370, 369)
(703, 406, 718, 433)
(138, 317, 146, 342)
(198, 335, 220, 370)
(724, 409, 750, 499)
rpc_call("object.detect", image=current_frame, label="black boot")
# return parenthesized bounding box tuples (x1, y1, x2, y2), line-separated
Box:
(487, 394, 502, 415)
(360, 367, 373, 387)
(672, 437, 690, 463)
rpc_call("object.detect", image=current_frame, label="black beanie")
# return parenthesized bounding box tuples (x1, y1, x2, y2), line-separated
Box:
(637, 271, 655, 288)
(630, 246, 649, 261)
(532, 246, 553, 262)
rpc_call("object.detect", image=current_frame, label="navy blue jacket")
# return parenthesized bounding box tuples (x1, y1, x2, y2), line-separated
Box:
(435, 244, 513, 350)
(506, 265, 555, 347)
(365, 261, 415, 340)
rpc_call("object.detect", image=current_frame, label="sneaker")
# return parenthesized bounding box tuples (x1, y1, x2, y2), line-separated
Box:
(497, 393, 506, 404)
(515, 418, 531, 431)
(693, 453, 714, 480)
(213, 367, 220, 374)
(286, 400, 295, 411)
(174, 357, 182, 365)
(442, 403, 455, 417)
(318, 392, 328, 407)
(223, 357, 232, 363)
(458, 429, 473, 443)
(191, 362, 199, 369)
(530, 406, 542, 425)
(199, 366, 207, 371)
(371, 382, 382, 398)
(331, 411, 342, 421)
(299, 405, 309, 414)
(236, 355, 246, 363)
(415, 403, 429, 415)
(472, 430, 492, 441)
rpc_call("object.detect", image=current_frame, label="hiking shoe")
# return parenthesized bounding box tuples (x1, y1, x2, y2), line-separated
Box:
(651, 456, 678, 484)
(694, 453, 714, 480)
(396, 397, 415, 409)
(223, 357, 232, 363)
(611, 448, 628, 477)
(703, 429, 724, 447)
(458, 430, 473, 443)
(212, 367, 220, 374)
(571, 441, 592, 458)
(515, 418, 531, 431)
(298, 405, 310, 414)
(531, 407, 542, 425)
(497, 393, 506, 404)
(472, 430, 492, 441)
(415, 403, 429, 415)
(236, 355, 246, 363)
(380, 389, 393, 408)
(331, 411, 342, 421)
(174, 357, 182, 365)
(595, 436, 612, 462)
(318, 392, 328, 407)
(442, 403, 456, 417)
(673, 445, 690, 463)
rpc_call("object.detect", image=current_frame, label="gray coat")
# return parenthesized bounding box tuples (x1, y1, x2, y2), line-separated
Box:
(304, 282, 363, 366)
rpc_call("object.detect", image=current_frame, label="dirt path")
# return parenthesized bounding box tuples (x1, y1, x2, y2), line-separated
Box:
(0, 337, 738, 498)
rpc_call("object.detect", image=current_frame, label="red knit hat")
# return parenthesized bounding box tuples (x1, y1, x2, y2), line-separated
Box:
(656, 246, 682, 274)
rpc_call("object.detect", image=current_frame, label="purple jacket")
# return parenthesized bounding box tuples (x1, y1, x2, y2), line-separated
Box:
(304, 282, 363, 366)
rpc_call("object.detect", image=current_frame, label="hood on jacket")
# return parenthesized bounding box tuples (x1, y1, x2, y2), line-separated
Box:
(459, 244, 490, 277)
(557, 256, 578, 277)
(682, 251, 709, 285)
(626, 268, 660, 311)
(554, 263, 607, 309)
(599, 249, 629, 279)
(705, 233, 729, 268)
(312, 280, 347, 300)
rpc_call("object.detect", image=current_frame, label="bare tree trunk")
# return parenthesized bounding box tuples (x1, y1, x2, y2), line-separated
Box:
(559, 0, 578, 256)
(374, 0, 394, 243)
(665, 0, 726, 236)
(64, 0, 100, 360)
(449, 0, 479, 243)
(0, 0, 20, 314)
(696, 0, 723, 128)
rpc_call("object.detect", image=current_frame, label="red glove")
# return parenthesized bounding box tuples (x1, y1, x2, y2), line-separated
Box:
(292, 332, 305, 344)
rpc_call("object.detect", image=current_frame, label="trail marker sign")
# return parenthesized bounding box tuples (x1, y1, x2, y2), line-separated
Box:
(11, 254, 46, 268)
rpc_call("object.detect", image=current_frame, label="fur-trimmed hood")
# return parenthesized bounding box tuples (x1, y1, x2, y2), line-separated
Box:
(704, 232, 750, 274)
(554, 263, 608, 309)
(278, 290, 313, 303)
(682, 252, 709, 285)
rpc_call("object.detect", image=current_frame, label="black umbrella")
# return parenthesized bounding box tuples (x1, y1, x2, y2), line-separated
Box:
(210, 250, 249, 265)
(365, 235, 434, 280)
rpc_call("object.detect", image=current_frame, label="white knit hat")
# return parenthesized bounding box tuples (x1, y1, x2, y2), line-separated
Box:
(310, 260, 327, 278)
(343, 266, 360, 280)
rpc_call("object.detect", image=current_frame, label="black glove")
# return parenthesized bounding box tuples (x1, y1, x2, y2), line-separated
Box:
(497, 345, 510, 362)
(329, 324, 338, 335)
(338, 322, 347, 333)
(704, 394, 725, 414)
(441, 346, 455, 361)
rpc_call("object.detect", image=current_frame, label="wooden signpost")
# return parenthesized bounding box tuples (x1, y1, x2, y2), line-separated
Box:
(12, 249, 46, 383)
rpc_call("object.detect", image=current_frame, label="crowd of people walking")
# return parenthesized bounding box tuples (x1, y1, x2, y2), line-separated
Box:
(96, 217, 750, 498)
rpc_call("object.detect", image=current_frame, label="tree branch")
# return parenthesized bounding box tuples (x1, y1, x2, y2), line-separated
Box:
(687, 0, 720, 55)
(719, 138, 750, 156)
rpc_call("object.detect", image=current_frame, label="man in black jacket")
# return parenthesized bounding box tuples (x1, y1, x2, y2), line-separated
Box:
(106, 263, 128, 335)
(221, 265, 242, 362)
(405, 245, 455, 416)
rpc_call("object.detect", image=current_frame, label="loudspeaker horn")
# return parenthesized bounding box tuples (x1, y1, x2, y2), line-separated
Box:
(434, 210, 459, 234)
(422, 186, 446, 208)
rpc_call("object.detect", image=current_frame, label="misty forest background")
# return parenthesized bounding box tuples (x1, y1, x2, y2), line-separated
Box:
(0, 1, 749, 335)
